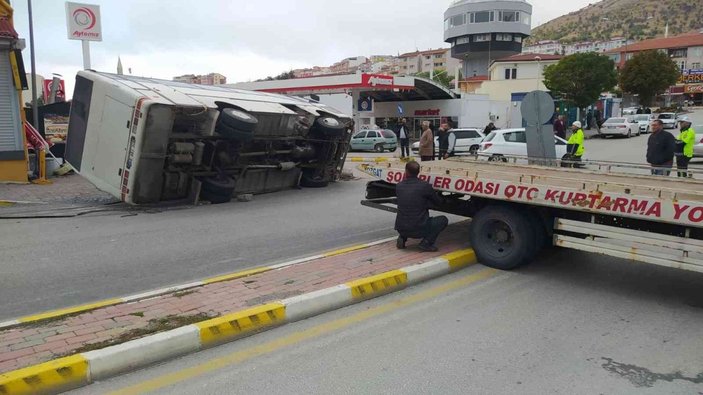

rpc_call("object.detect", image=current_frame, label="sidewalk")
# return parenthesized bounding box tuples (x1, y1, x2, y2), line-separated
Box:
(0, 221, 471, 374)
(0, 174, 116, 207)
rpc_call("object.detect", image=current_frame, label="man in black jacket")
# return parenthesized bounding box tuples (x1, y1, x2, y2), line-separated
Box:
(647, 119, 676, 176)
(394, 118, 410, 158)
(395, 161, 449, 252)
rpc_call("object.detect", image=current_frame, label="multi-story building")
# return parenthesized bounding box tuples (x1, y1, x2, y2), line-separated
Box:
(474, 53, 561, 101)
(173, 73, 227, 85)
(397, 48, 462, 76)
(606, 31, 703, 104)
(523, 37, 635, 55)
(444, 0, 532, 78)
(329, 56, 369, 74)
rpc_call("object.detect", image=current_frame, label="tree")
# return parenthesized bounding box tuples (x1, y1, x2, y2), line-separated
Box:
(543, 52, 617, 110)
(619, 50, 680, 106)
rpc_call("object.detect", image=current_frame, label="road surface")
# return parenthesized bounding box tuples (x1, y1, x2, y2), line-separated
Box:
(71, 249, 703, 395)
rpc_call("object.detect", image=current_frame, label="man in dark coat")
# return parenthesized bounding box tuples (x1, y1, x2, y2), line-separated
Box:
(647, 119, 676, 176)
(394, 118, 410, 158)
(553, 115, 566, 139)
(395, 161, 448, 252)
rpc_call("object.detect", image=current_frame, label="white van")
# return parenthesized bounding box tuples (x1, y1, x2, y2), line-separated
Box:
(65, 71, 352, 204)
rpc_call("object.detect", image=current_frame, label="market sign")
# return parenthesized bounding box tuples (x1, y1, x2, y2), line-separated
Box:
(66, 2, 102, 41)
(414, 109, 440, 116)
(685, 84, 703, 94)
(678, 69, 703, 84)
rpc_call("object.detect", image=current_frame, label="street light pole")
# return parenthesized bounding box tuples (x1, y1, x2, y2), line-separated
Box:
(27, 0, 38, 129)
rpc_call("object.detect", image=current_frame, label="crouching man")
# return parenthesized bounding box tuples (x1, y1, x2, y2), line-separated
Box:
(395, 161, 449, 252)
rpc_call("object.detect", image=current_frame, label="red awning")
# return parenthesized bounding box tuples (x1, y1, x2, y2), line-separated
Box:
(0, 17, 18, 39)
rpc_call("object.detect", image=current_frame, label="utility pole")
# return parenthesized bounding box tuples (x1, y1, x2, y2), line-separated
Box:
(27, 0, 39, 128)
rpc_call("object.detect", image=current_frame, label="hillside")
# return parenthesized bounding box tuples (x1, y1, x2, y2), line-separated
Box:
(527, 0, 703, 44)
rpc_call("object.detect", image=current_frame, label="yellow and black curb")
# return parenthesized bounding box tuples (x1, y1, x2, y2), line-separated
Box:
(0, 248, 477, 395)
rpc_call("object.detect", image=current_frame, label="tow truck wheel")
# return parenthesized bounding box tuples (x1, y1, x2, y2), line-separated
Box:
(469, 205, 536, 270)
(219, 108, 258, 132)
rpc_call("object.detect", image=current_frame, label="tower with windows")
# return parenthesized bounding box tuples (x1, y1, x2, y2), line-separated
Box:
(444, 0, 532, 78)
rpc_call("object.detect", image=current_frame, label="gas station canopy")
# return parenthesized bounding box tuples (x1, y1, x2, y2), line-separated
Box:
(230, 73, 458, 102)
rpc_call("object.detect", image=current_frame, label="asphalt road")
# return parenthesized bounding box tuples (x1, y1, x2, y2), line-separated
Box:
(71, 250, 703, 395)
(0, 179, 399, 320)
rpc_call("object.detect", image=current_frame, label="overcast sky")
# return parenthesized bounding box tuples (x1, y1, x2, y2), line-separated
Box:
(11, 0, 594, 95)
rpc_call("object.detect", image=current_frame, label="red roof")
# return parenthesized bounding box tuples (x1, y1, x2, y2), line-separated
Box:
(606, 32, 703, 53)
(0, 17, 17, 39)
(493, 53, 562, 62)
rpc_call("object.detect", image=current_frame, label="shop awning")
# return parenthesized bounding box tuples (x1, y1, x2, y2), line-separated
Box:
(0, 18, 18, 39)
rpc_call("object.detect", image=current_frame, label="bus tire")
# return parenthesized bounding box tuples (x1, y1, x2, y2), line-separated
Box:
(219, 108, 258, 133)
(215, 122, 254, 142)
(311, 116, 346, 138)
(200, 176, 236, 204)
(299, 170, 329, 188)
(469, 205, 535, 270)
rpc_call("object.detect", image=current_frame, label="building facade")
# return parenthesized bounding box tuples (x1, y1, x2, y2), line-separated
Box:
(173, 73, 227, 85)
(523, 37, 634, 56)
(606, 31, 703, 105)
(397, 48, 462, 76)
(444, 0, 532, 78)
(474, 53, 561, 101)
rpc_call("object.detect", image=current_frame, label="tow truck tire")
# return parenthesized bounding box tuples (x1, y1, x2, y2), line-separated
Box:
(215, 122, 255, 142)
(200, 176, 236, 204)
(311, 116, 346, 138)
(469, 205, 535, 270)
(299, 170, 329, 188)
(219, 108, 258, 133)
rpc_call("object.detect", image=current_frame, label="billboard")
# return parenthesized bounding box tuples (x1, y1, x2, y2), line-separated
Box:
(678, 69, 703, 84)
(43, 79, 66, 103)
(66, 2, 102, 41)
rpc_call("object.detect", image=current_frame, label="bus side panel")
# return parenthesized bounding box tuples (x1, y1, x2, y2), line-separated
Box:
(65, 75, 93, 172)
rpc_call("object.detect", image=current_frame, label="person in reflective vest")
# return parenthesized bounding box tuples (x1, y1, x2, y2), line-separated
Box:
(567, 121, 585, 160)
(675, 116, 696, 178)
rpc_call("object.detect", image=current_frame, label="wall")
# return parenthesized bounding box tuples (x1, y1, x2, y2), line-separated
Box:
(475, 61, 555, 101)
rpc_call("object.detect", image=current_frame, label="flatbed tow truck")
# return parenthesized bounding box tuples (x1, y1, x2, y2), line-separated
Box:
(360, 157, 703, 273)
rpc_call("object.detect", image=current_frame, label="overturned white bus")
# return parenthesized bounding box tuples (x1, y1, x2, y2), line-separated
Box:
(65, 71, 353, 204)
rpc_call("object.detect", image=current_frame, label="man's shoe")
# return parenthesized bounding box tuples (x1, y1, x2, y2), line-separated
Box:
(396, 236, 406, 249)
(418, 242, 438, 252)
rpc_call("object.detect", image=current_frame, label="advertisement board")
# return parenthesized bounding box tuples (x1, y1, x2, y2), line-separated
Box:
(66, 2, 102, 41)
(42, 79, 65, 102)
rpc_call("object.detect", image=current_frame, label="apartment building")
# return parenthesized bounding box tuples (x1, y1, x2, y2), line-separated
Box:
(173, 73, 227, 85)
(397, 48, 462, 75)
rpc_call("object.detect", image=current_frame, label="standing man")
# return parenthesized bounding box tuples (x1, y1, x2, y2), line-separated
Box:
(436, 122, 457, 160)
(483, 122, 497, 135)
(647, 119, 676, 176)
(395, 161, 449, 252)
(395, 118, 410, 158)
(553, 115, 566, 139)
(593, 108, 602, 133)
(675, 116, 696, 178)
(566, 121, 585, 164)
(419, 121, 434, 161)
(586, 109, 593, 130)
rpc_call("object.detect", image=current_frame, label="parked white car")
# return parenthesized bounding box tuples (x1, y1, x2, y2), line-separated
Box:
(658, 112, 677, 129)
(411, 128, 485, 156)
(622, 107, 639, 115)
(632, 114, 655, 133)
(600, 117, 639, 137)
(477, 128, 569, 161)
(693, 124, 703, 158)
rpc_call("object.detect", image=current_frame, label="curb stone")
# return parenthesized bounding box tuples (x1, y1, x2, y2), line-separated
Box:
(0, 249, 477, 395)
